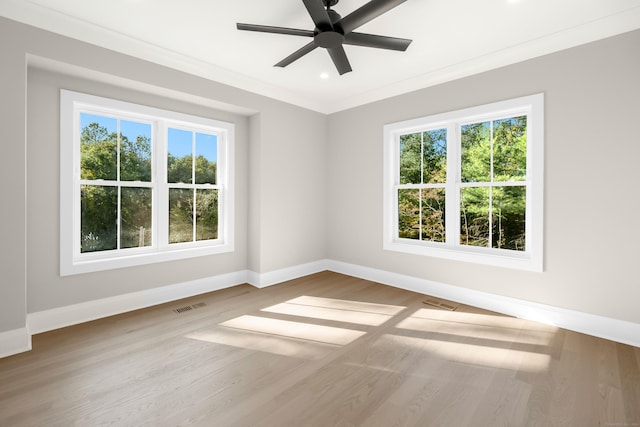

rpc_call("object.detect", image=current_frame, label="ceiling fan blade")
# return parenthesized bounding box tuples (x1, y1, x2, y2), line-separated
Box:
(327, 46, 352, 75)
(339, 0, 407, 34)
(237, 23, 314, 37)
(344, 32, 412, 51)
(302, 0, 333, 30)
(275, 41, 319, 68)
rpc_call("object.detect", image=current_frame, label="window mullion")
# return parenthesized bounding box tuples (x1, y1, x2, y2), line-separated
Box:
(419, 132, 424, 241)
(192, 188, 197, 242)
(447, 123, 458, 247)
(156, 121, 168, 248)
(488, 120, 494, 249)
(192, 132, 196, 242)
(116, 119, 122, 250)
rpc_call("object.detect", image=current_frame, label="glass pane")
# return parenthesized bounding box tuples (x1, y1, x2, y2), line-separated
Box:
(168, 128, 193, 184)
(169, 188, 194, 243)
(80, 185, 117, 252)
(195, 133, 217, 184)
(120, 120, 152, 182)
(196, 189, 218, 241)
(492, 186, 526, 251)
(398, 188, 420, 239)
(399, 133, 421, 184)
(460, 187, 490, 248)
(121, 187, 152, 249)
(421, 188, 446, 243)
(461, 122, 490, 183)
(422, 129, 447, 184)
(80, 113, 117, 180)
(493, 116, 527, 182)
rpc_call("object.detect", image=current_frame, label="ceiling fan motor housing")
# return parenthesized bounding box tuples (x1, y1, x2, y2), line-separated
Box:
(314, 8, 344, 48)
(314, 30, 344, 48)
(313, 9, 344, 49)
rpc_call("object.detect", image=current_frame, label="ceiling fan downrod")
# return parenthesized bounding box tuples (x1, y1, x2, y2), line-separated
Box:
(323, 0, 339, 9)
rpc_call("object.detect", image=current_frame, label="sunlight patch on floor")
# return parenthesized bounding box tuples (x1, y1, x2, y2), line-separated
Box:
(184, 297, 403, 359)
(420, 336, 551, 372)
(396, 316, 555, 347)
(372, 333, 551, 373)
(184, 328, 338, 360)
(284, 296, 406, 315)
(410, 308, 519, 326)
(261, 302, 394, 326)
(339, 331, 550, 376)
(219, 315, 367, 346)
(411, 308, 558, 332)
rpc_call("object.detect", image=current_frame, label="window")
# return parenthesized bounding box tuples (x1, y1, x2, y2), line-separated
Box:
(60, 90, 234, 275)
(383, 94, 543, 271)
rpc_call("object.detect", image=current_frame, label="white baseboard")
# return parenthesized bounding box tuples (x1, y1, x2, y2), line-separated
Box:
(27, 270, 249, 335)
(0, 327, 31, 359)
(247, 260, 329, 288)
(326, 260, 640, 348)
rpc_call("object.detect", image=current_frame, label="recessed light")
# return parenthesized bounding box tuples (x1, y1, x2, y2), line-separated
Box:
(320, 72, 330, 79)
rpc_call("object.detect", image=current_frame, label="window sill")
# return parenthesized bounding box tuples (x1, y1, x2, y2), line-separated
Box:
(60, 242, 234, 276)
(383, 239, 542, 272)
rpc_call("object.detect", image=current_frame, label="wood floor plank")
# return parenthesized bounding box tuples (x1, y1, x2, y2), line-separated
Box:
(617, 343, 640, 423)
(1, 271, 639, 426)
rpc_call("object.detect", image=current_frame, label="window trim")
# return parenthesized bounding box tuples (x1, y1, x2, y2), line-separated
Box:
(383, 94, 544, 271)
(60, 90, 235, 276)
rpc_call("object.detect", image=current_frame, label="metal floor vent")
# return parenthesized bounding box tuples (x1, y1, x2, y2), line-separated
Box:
(422, 298, 458, 311)
(174, 302, 206, 314)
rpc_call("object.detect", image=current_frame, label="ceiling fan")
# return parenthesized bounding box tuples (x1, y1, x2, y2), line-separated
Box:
(237, 0, 412, 75)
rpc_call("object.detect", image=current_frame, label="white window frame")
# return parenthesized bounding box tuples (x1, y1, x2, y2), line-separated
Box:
(60, 90, 235, 276)
(383, 94, 544, 271)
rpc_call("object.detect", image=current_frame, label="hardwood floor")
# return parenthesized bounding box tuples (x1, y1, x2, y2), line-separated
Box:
(1, 271, 639, 426)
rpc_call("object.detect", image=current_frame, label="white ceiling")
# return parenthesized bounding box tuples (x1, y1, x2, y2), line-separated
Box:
(2, 0, 640, 113)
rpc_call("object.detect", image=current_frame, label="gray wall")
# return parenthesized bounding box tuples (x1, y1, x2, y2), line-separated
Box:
(326, 29, 640, 324)
(0, 17, 327, 332)
(0, 19, 27, 332)
(251, 105, 327, 273)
